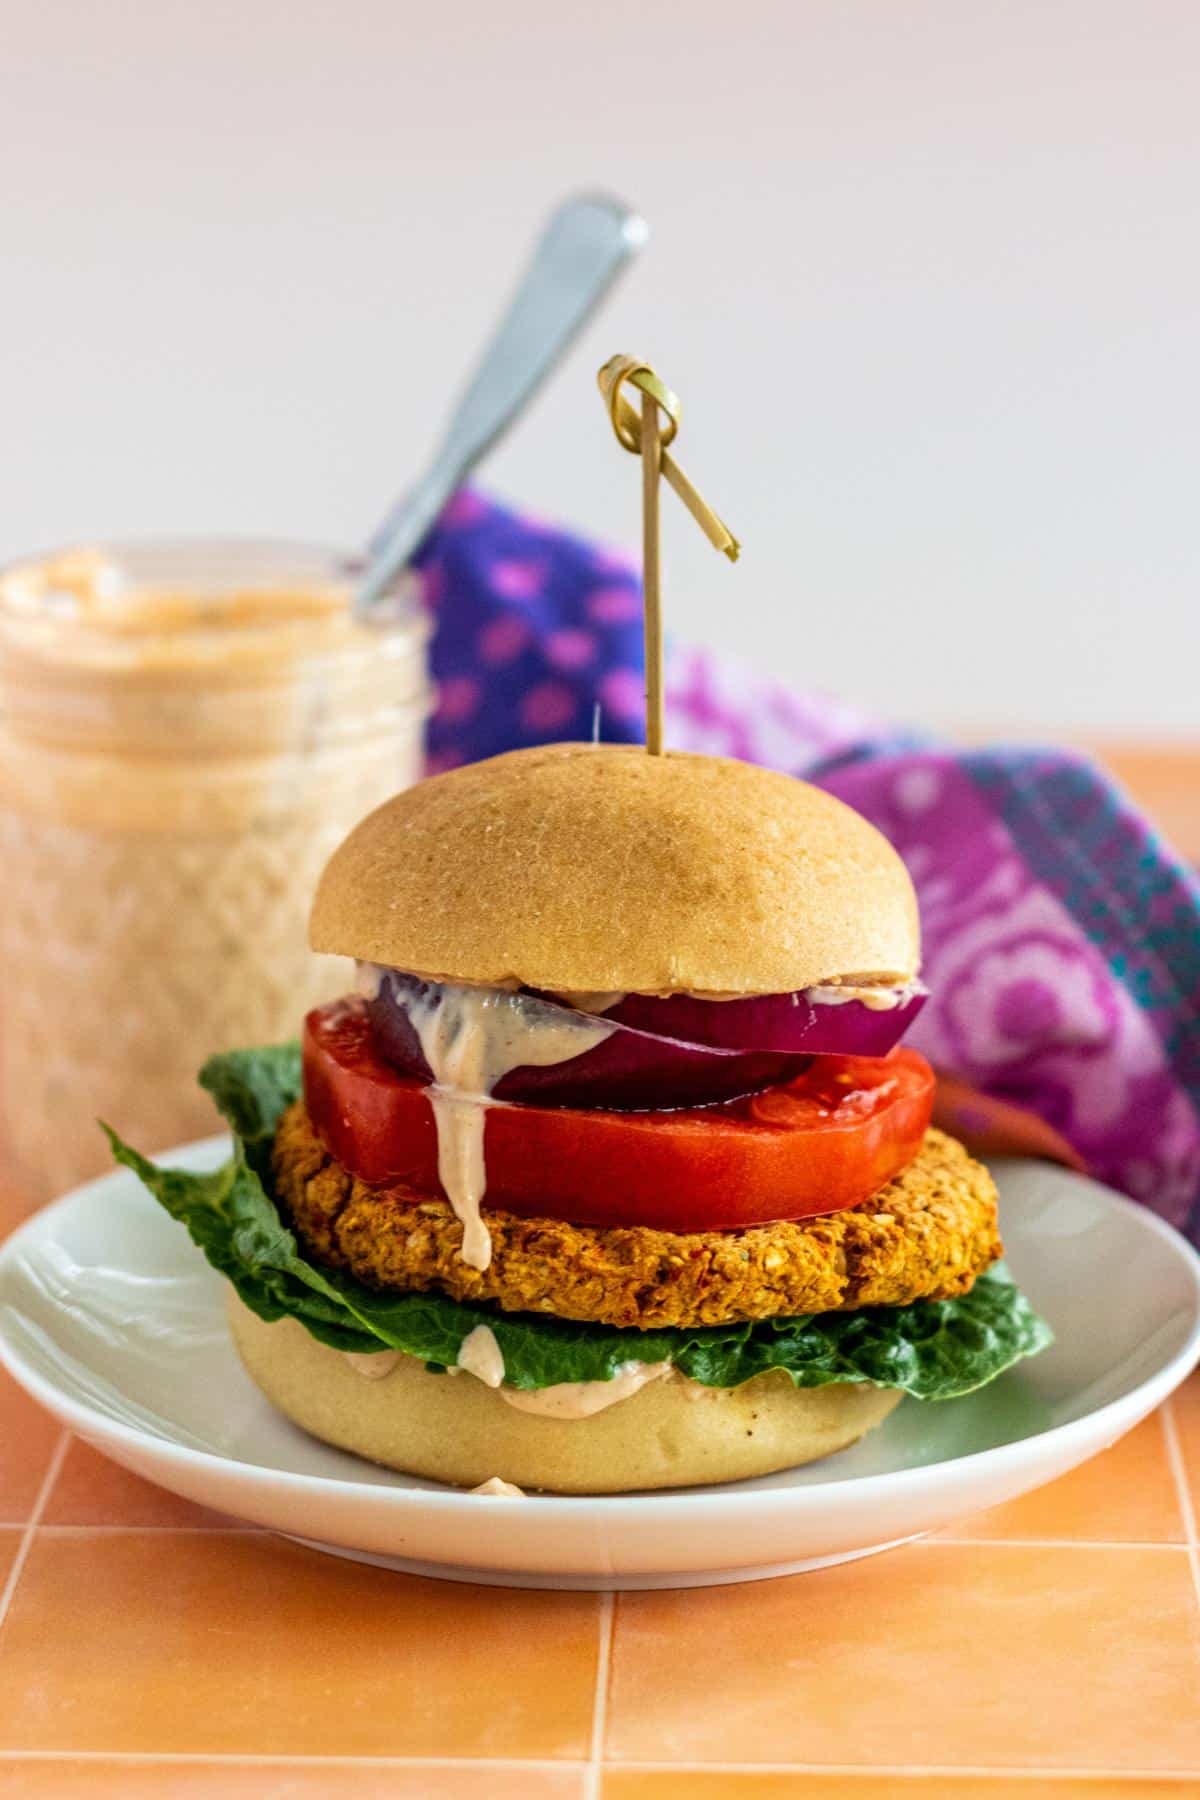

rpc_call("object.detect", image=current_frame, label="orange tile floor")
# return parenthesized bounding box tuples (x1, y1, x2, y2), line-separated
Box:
(0, 743, 1197, 1795)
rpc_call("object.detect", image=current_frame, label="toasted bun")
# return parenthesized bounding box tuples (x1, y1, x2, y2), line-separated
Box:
(228, 1295, 901, 1494)
(310, 743, 918, 995)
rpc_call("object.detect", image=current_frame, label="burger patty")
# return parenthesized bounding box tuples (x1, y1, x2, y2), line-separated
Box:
(272, 1101, 1002, 1330)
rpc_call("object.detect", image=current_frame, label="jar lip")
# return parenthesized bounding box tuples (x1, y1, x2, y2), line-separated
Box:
(0, 536, 419, 638)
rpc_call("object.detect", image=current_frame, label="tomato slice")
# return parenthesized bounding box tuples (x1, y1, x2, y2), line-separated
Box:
(302, 1001, 935, 1233)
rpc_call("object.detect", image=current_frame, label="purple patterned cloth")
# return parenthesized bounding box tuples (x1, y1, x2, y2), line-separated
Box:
(416, 492, 1200, 1242)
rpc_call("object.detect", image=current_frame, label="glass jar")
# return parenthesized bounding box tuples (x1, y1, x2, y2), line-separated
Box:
(0, 539, 430, 1205)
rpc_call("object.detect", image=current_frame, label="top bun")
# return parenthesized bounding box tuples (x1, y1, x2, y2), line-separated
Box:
(310, 743, 919, 996)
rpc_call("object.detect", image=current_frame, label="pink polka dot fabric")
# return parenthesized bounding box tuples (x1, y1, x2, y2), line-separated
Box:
(418, 490, 643, 766)
(417, 489, 1200, 1240)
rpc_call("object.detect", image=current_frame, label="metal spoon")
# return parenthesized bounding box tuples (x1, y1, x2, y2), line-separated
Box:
(356, 191, 648, 618)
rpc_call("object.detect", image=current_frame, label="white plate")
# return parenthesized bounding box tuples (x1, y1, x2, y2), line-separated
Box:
(1, 1138, 1198, 1589)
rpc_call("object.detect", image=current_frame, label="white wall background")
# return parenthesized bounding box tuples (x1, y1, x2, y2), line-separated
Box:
(3, 0, 1198, 736)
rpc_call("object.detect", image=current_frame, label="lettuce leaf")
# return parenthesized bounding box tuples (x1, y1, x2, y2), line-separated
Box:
(104, 1044, 1053, 1399)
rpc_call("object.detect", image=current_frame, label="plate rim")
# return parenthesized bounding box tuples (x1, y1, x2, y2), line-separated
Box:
(2, 1135, 1199, 1519)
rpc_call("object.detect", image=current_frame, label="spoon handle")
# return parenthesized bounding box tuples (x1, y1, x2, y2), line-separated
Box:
(357, 191, 648, 616)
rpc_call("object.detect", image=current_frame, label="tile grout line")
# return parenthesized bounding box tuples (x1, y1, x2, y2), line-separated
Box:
(1161, 1397, 1200, 1614)
(1, 1752, 1200, 1779)
(0, 1751, 590, 1771)
(584, 1589, 614, 1800)
(34, 1524, 265, 1536)
(0, 1431, 69, 1635)
(595, 1763, 1200, 1782)
(611, 1764, 1200, 1781)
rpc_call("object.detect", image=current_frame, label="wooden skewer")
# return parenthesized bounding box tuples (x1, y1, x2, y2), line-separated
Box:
(597, 354, 737, 757)
(640, 389, 665, 755)
(661, 455, 739, 562)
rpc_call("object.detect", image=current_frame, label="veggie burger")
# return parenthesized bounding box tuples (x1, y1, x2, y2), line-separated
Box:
(112, 742, 1050, 1493)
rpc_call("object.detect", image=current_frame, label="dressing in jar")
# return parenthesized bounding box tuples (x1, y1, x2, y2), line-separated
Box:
(0, 539, 430, 1205)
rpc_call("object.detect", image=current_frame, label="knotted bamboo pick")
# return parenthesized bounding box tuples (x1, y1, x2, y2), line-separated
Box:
(598, 355, 739, 755)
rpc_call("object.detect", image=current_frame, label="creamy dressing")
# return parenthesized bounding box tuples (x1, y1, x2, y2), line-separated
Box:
(456, 1323, 506, 1387)
(451, 1323, 671, 1418)
(339, 1323, 674, 1421)
(392, 974, 614, 1272)
(342, 1349, 402, 1381)
(375, 977, 915, 1011)
(805, 980, 920, 1011)
(469, 1476, 526, 1496)
(495, 1360, 671, 1418)
(453, 1322, 671, 1417)
(338, 1335, 685, 1420)
(556, 982, 916, 1010)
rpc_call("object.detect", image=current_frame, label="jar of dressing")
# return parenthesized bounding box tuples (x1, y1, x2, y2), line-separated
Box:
(0, 539, 430, 1205)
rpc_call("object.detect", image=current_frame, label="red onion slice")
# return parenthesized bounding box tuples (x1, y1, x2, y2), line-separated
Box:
(366, 971, 805, 1112)
(591, 984, 927, 1058)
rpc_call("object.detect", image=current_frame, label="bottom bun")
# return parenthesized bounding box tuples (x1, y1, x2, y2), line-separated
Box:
(228, 1293, 902, 1493)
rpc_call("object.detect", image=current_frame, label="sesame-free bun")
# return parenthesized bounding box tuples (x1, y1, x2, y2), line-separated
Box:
(310, 743, 918, 995)
(227, 1295, 901, 1494)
